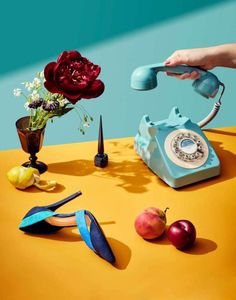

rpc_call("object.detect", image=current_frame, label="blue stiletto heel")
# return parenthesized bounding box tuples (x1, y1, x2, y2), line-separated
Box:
(19, 191, 82, 234)
(76, 210, 115, 263)
(19, 191, 116, 263)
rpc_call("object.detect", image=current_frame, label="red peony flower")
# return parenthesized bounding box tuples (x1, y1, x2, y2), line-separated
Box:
(44, 50, 105, 104)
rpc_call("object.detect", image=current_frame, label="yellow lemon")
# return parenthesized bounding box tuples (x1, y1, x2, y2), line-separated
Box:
(7, 165, 57, 191)
(7, 166, 40, 190)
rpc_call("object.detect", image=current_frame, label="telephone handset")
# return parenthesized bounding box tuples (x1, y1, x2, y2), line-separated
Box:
(131, 63, 225, 128)
(131, 63, 225, 188)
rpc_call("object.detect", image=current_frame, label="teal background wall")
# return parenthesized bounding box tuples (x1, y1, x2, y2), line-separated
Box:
(1, 0, 236, 150)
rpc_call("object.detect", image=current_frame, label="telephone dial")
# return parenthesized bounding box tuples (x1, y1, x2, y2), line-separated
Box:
(130, 63, 225, 188)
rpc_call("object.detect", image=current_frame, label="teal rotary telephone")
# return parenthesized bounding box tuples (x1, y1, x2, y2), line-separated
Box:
(131, 63, 225, 188)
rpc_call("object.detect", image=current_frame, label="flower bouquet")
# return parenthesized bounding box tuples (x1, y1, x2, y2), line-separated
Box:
(14, 50, 105, 133)
(14, 50, 105, 173)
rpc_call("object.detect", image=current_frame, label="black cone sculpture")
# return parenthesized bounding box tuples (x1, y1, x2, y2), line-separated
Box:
(94, 115, 108, 168)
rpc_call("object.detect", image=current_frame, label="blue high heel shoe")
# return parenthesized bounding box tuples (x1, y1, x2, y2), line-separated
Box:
(19, 191, 116, 263)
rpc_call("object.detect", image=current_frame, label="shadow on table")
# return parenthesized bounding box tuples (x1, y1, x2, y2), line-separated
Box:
(145, 231, 171, 246)
(47, 130, 236, 193)
(24, 225, 131, 269)
(146, 233, 217, 255)
(26, 227, 82, 242)
(107, 237, 132, 270)
(48, 158, 153, 194)
(182, 238, 217, 255)
(205, 128, 236, 137)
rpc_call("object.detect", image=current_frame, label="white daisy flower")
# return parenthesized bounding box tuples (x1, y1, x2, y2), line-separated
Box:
(25, 82, 34, 91)
(31, 90, 40, 101)
(13, 88, 22, 97)
(24, 101, 30, 111)
(32, 77, 41, 88)
(59, 98, 69, 107)
(83, 122, 90, 128)
(39, 71, 44, 79)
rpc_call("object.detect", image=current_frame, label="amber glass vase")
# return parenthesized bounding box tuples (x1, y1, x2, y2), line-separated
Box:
(16, 116, 47, 174)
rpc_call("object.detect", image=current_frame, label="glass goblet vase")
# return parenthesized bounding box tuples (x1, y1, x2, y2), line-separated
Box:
(16, 116, 48, 174)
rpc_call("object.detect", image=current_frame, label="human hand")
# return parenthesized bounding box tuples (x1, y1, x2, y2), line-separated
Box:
(164, 48, 216, 80)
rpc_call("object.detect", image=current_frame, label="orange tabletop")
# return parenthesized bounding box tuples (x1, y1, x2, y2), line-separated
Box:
(1, 127, 236, 300)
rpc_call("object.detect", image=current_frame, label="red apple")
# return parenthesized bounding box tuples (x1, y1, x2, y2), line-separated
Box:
(134, 207, 168, 239)
(167, 220, 196, 249)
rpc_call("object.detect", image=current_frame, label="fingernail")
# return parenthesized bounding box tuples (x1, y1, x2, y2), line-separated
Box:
(165, 60, 171, 65)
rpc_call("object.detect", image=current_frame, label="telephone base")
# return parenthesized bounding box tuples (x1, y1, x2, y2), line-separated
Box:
(157, 165, 220, 188)
(135, 107, 220, 188)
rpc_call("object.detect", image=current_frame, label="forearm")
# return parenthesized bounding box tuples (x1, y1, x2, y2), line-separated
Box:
(210, 44, 236, 68)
